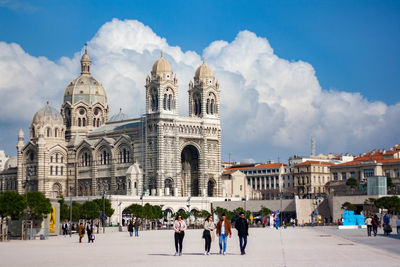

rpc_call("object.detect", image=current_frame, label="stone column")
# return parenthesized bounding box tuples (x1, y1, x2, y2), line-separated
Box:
(91, 155, 98, 196)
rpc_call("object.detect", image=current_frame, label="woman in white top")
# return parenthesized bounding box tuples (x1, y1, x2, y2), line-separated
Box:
(173, 215, 187, 256)
(203, 215, 215, 255)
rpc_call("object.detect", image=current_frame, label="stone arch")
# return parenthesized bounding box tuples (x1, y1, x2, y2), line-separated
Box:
(52, 182, 62, 197)
(180, 144, 200, 196)
(77, 145, 93, 167)
(207, 177, 217, 197)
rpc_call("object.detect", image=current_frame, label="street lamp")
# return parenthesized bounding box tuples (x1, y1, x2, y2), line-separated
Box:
(102, 189, 106, 233)
(69, 186, 74, 237)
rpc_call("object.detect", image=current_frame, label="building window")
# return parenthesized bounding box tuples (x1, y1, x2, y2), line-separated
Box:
(60, 166, 63, 176)
(364, 168, 374, 178)
(350, 172, 355, 178)
(50, 166, 53, 175)
(333, 173, 338, 181)
(55, 166, 58, 176)
(342, 172, 347, 180)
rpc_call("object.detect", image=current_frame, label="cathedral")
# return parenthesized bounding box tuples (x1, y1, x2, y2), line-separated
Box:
(14, 49, 222, 200)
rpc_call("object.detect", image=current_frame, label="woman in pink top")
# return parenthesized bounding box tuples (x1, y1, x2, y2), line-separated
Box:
(173, 215, 187, 256)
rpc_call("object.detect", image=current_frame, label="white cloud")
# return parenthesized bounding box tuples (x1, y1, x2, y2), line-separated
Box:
(0, 18, 399, 160)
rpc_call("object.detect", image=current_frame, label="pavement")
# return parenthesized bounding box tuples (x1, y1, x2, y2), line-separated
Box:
(0, 227, 399, 267)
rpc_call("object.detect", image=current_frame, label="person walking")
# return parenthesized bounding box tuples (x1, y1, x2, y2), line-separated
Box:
(383, 214, 392, 236)
(216, 214, 232, 255)
(173, 215, 187, 256)
(372, 215, 379, 236)
(62, 221, 68, 236)
(275, 216, 280, 230)
(78, 222, 85, 243)
(235, 212, 249, 255)
(203, 215, 215, 255)
(134, 219, 141, 237)
(365, 216, 373, 237)
(396, 215, 400, 235)
(86, 221, 94, 243)
(128, 220, 134, 237)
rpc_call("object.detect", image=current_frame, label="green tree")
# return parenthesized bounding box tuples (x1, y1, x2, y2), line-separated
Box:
(80, 201, 100, 220)
(93, 198, 114, 218)
(126, 204, 144, 218)
(151, 205, 164, 220)
(27, 192, 52, 220)
(142, 203, 154, 220)
(57, 196, 70, 221)
(71, 201, 82, 222)
(341, 201, 357, 211)
(0, 191, 27, 220)
(346, 178, 358, 188)
(259, 206, 272, 217)
(176, 210, 189, 219)
(374, 196, 400, 213)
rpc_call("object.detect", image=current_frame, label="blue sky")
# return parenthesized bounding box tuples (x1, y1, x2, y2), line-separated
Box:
(2, 0, 399, 103)
(1, 0, 400, 162)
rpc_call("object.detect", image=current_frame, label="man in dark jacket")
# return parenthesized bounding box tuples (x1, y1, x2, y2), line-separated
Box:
(235, 212, 249, 255)
(86, 221, 94, 243)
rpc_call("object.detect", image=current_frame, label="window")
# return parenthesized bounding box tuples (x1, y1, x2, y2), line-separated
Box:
(210, 99, 214, 114)
(55, 166, 58, 176)
(46, 128, 51, 137)
(163, 94, 167, 110)
(50, 166, 53, 175)
(240, 185, 242, 191)
(364, 168, 374, 178)
(60, 166, 63, 176)
(168, 94, 172, 110)
(333, 173, 338, 181)
(50, 156, 53, 163)
(56, 154, 58, 163)
(395, 169, 400, 178)
(350, 172, 355, 178)
(342, 172, 347, 180)
(78, 118, 81, 127)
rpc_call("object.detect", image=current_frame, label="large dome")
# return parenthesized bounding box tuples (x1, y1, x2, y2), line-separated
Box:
(63, 50, 108, 106)
(32, 103, 63, 126)
(63, 75, 107, 105)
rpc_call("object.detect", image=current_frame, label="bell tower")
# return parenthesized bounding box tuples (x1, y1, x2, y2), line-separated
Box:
(189, 58, 220, 119)
(145, 52, 178, 115)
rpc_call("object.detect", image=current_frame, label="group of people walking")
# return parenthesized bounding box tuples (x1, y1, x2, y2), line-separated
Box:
(127, 219, 141, 237)
(365, 214, 400, 236)
(78, 222, 95, 243)
(173, 212, 249, 256)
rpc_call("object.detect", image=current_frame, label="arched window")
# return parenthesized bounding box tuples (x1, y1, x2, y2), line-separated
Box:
(93, 118, 96, 127)
(168, 94, 172, 110)
(55, 166, 58, 176)
(123, 149, 127, 163)
(206, 99, 210, 114)
(46, 128, 51, 137)
(50, 166, 53, 175)
(210, 99, 214, 114)
(50, 156, 53, 163)
(103, 150, 107, 165)
(78, 118, 81, 127)
(60, 166, 63, 175)
(54, 128, 58, 137)
(97, 118, 100, 127)
(163, 94, 167, 110)
(82, 118, 86, 127)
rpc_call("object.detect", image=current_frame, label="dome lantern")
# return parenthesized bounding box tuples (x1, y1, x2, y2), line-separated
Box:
(81, 44, 91, 75)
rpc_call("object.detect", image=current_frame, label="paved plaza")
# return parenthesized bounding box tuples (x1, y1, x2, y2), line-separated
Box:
(0, 227, 399, 267)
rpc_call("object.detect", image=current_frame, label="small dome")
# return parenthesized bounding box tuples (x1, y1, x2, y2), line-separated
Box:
(32, 103, 63, 126)
(109, 109, 129, 122)
(195, 63, 213, 79)
(152, 53, 172, 74)
(81, 52, 91, 63)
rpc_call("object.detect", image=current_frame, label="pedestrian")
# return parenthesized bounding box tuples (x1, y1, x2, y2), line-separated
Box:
(372, 215, 379, 236)
(275, 216, 280, 229)
(128, 220, 134, 237)
(86, 221, 94, 243)
(395, 215, 400, 235)
(216, 214, 232, 255)
(203, 215, 215, 255)
(365, 216, 372, 236)
(78, 222, 85, 243)
(383, 214, 392, 236)
(235, 212, 249, 255)
(173, 215, 187, 256)
(134, 219, 141, 237)
(62, 221, 68, 236)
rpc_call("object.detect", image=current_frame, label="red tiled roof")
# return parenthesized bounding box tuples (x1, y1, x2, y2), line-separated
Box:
(295, 161, 334, 166)
(333, 158, 400, 167)
(226, 163, 286, 171)
(222, 169, 239, 175)
(384, 151, 398, 155)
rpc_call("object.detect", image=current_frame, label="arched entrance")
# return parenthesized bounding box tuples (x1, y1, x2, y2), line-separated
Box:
(208, 179, 216, 197)
(181, 145, 199, 196)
